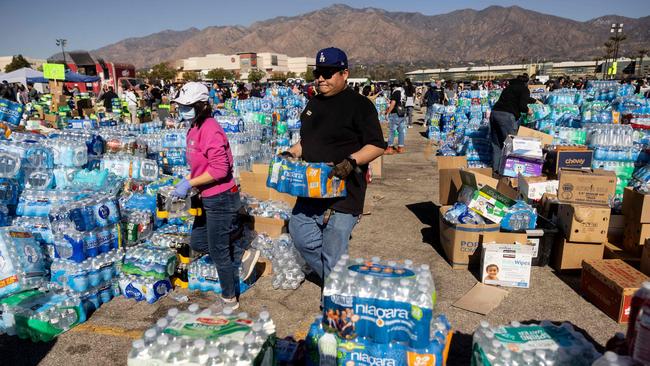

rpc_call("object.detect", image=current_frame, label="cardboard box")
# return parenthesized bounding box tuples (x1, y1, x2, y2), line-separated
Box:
(499, 156, 543, 178)
(622, 187, 650, 224)
(557, 204, 610, 243)
(608, 214, 625, 245)
(622, 222, 650, 254)
(239, 164, 296, 207)
(44, 114, 57, 125)
(517, 126, 553, 146)
(605, 242, 642, 268)
(544, 148, 593, 177)
(250, 216, 287, 237)
(557, 169, 617, 207)
(581, 259, 649, 323)
(518, 176, 558, 201)
(553, 239, 604, 271)
(502, 135, 543, 160)
(369, 155, 383, 179)
(481, 243, 534, 288)
(437, 156, 468, 205)
(642, 242, 650, 276)
(538, 193, 560, 223)
(438, 206, 501, 269)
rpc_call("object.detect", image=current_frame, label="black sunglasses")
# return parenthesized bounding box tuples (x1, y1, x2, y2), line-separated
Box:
(313, 68, 345, 80)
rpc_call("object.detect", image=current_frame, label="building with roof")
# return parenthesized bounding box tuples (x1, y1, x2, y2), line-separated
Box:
(406, 58, 650, 82)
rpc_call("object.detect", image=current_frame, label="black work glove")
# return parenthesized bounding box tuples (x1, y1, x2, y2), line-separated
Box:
(278, 151, 295, 159)
(329, 156, 358, 179)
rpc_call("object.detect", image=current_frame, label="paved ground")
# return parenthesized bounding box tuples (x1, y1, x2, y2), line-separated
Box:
(0, 111, 626, 365)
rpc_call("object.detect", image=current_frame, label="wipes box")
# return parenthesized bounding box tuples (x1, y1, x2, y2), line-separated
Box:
(481, 243, 534, 288)
(502, 135, 543, 160)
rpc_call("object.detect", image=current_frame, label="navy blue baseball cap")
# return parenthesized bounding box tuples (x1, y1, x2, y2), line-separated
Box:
(315, 47, 348, 69)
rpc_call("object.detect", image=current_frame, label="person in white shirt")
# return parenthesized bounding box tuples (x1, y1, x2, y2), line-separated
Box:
(124, 86, 138, 124)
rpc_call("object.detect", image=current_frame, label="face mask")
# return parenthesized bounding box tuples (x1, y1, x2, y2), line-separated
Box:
(178, 105, 196, 122)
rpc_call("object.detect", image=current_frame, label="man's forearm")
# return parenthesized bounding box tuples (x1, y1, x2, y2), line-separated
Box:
(350, 144, 385, 165)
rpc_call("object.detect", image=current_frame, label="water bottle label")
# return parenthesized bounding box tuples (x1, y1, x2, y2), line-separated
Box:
(493, 325, 561, 351)
(323, 295, 432, 348)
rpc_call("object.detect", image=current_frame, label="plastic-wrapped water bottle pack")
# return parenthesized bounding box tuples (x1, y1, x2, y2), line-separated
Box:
(127, 305, 276, 366)
(472, 320, 600, 366)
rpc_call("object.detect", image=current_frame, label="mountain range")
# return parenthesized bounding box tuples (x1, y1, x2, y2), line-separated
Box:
(93, 4, 650, 69)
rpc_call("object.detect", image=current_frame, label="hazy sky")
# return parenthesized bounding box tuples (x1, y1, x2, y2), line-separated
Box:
(2, 0, 649, 58)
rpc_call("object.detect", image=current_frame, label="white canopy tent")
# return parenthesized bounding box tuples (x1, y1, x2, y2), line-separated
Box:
(0, 67, 45, 92)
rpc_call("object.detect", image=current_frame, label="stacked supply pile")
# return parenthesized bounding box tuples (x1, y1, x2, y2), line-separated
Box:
(248, 233, 305, 290)
(127, 304, 276, 365)
(0, 226, 88, 342)
(118, 245, 175, 304)
(306, 256, 452, 366)
(472, 320, 600, 365)
(498, 136, 544, 178)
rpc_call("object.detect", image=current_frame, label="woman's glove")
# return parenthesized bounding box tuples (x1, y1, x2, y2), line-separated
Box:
(172, 178, 192, 198)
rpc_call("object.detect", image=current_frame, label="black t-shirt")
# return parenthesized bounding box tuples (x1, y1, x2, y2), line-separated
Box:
(390, 89, 402, 114)
(299, 87, 387, 215)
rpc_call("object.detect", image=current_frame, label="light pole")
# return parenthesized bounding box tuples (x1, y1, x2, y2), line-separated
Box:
(55, 39, 67, 69)
(610, 23, 624, 79)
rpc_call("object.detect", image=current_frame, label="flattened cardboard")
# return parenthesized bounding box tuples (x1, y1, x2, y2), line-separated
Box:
(557, 169, 617, 207)
(622, 187, 650, 224)
(452, 283, 509, 315)
(581, 259, 649, 323)
(557, 204, 610, 243)
(517, 126, 553, 146)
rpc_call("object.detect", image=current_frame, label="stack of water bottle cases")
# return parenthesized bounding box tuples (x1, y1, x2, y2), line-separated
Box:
(307, 255, 451, 366)
(429, 90, 499, 168)
(0, 85, 308, 343)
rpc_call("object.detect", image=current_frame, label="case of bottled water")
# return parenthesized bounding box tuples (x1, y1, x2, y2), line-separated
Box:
(266, 156, 346, 198)
(118, 274, 172, 304)
(0, 228, 47, 298)
(306, 313, 451, 366)
(322, 256, 437, 349)
(121, 245, 177, 279)
(471, 320, 600, 365)
(50, 249, 121, 292)
(187, 254, 257, 295)
(0, 287, 86, 342)
(127, 305, 276, 365)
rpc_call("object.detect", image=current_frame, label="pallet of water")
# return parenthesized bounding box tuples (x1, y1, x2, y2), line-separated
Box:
(471, 320, 601, 366)
(127, 305, 276, 366)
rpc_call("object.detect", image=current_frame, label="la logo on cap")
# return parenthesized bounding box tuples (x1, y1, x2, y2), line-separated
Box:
(320, 53, 326, 63)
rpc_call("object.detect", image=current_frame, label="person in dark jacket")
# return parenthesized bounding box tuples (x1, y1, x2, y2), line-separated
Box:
(489, 74, 535, 171)
(423, 83, 441, 125)
(97, 86, 118, 112)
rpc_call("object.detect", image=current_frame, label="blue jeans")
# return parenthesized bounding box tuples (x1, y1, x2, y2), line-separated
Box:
(190, 190, 243, 299)
(289, 200, 359, 281)
(388, 114, 406, 147)
(489, 110, 518, 172)
(406, 106, 414, 126)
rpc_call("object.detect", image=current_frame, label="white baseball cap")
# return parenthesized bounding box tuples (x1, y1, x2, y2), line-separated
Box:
(172, 82, 209, 105)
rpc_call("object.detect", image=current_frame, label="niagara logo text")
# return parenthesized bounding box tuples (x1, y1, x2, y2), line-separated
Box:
(355, 303, 409, 320)
(350, 352, 396, 366)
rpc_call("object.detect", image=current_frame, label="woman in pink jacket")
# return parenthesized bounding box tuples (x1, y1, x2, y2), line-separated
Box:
(171, 82, 258, 310)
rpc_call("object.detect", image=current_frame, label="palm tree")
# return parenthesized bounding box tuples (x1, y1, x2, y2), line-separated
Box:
(638, 49, 649, 76)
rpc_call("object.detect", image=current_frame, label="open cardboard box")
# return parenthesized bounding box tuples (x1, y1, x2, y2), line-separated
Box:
(436, 156, 493, 205)
(239, 163, 297, 207)
(460, 170, 517, 224)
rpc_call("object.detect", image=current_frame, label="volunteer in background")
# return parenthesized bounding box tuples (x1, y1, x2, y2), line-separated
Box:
(171, 82, 259, 310)
(489, 74, 536, 171)
(124, 86, 139, 124)
(282, 47, 386, 283)
(385, 81, 407, 154)
(404, 78, 415, 128)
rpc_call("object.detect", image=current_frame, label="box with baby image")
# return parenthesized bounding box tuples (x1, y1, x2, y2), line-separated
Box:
(480, 243, 534, 288)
